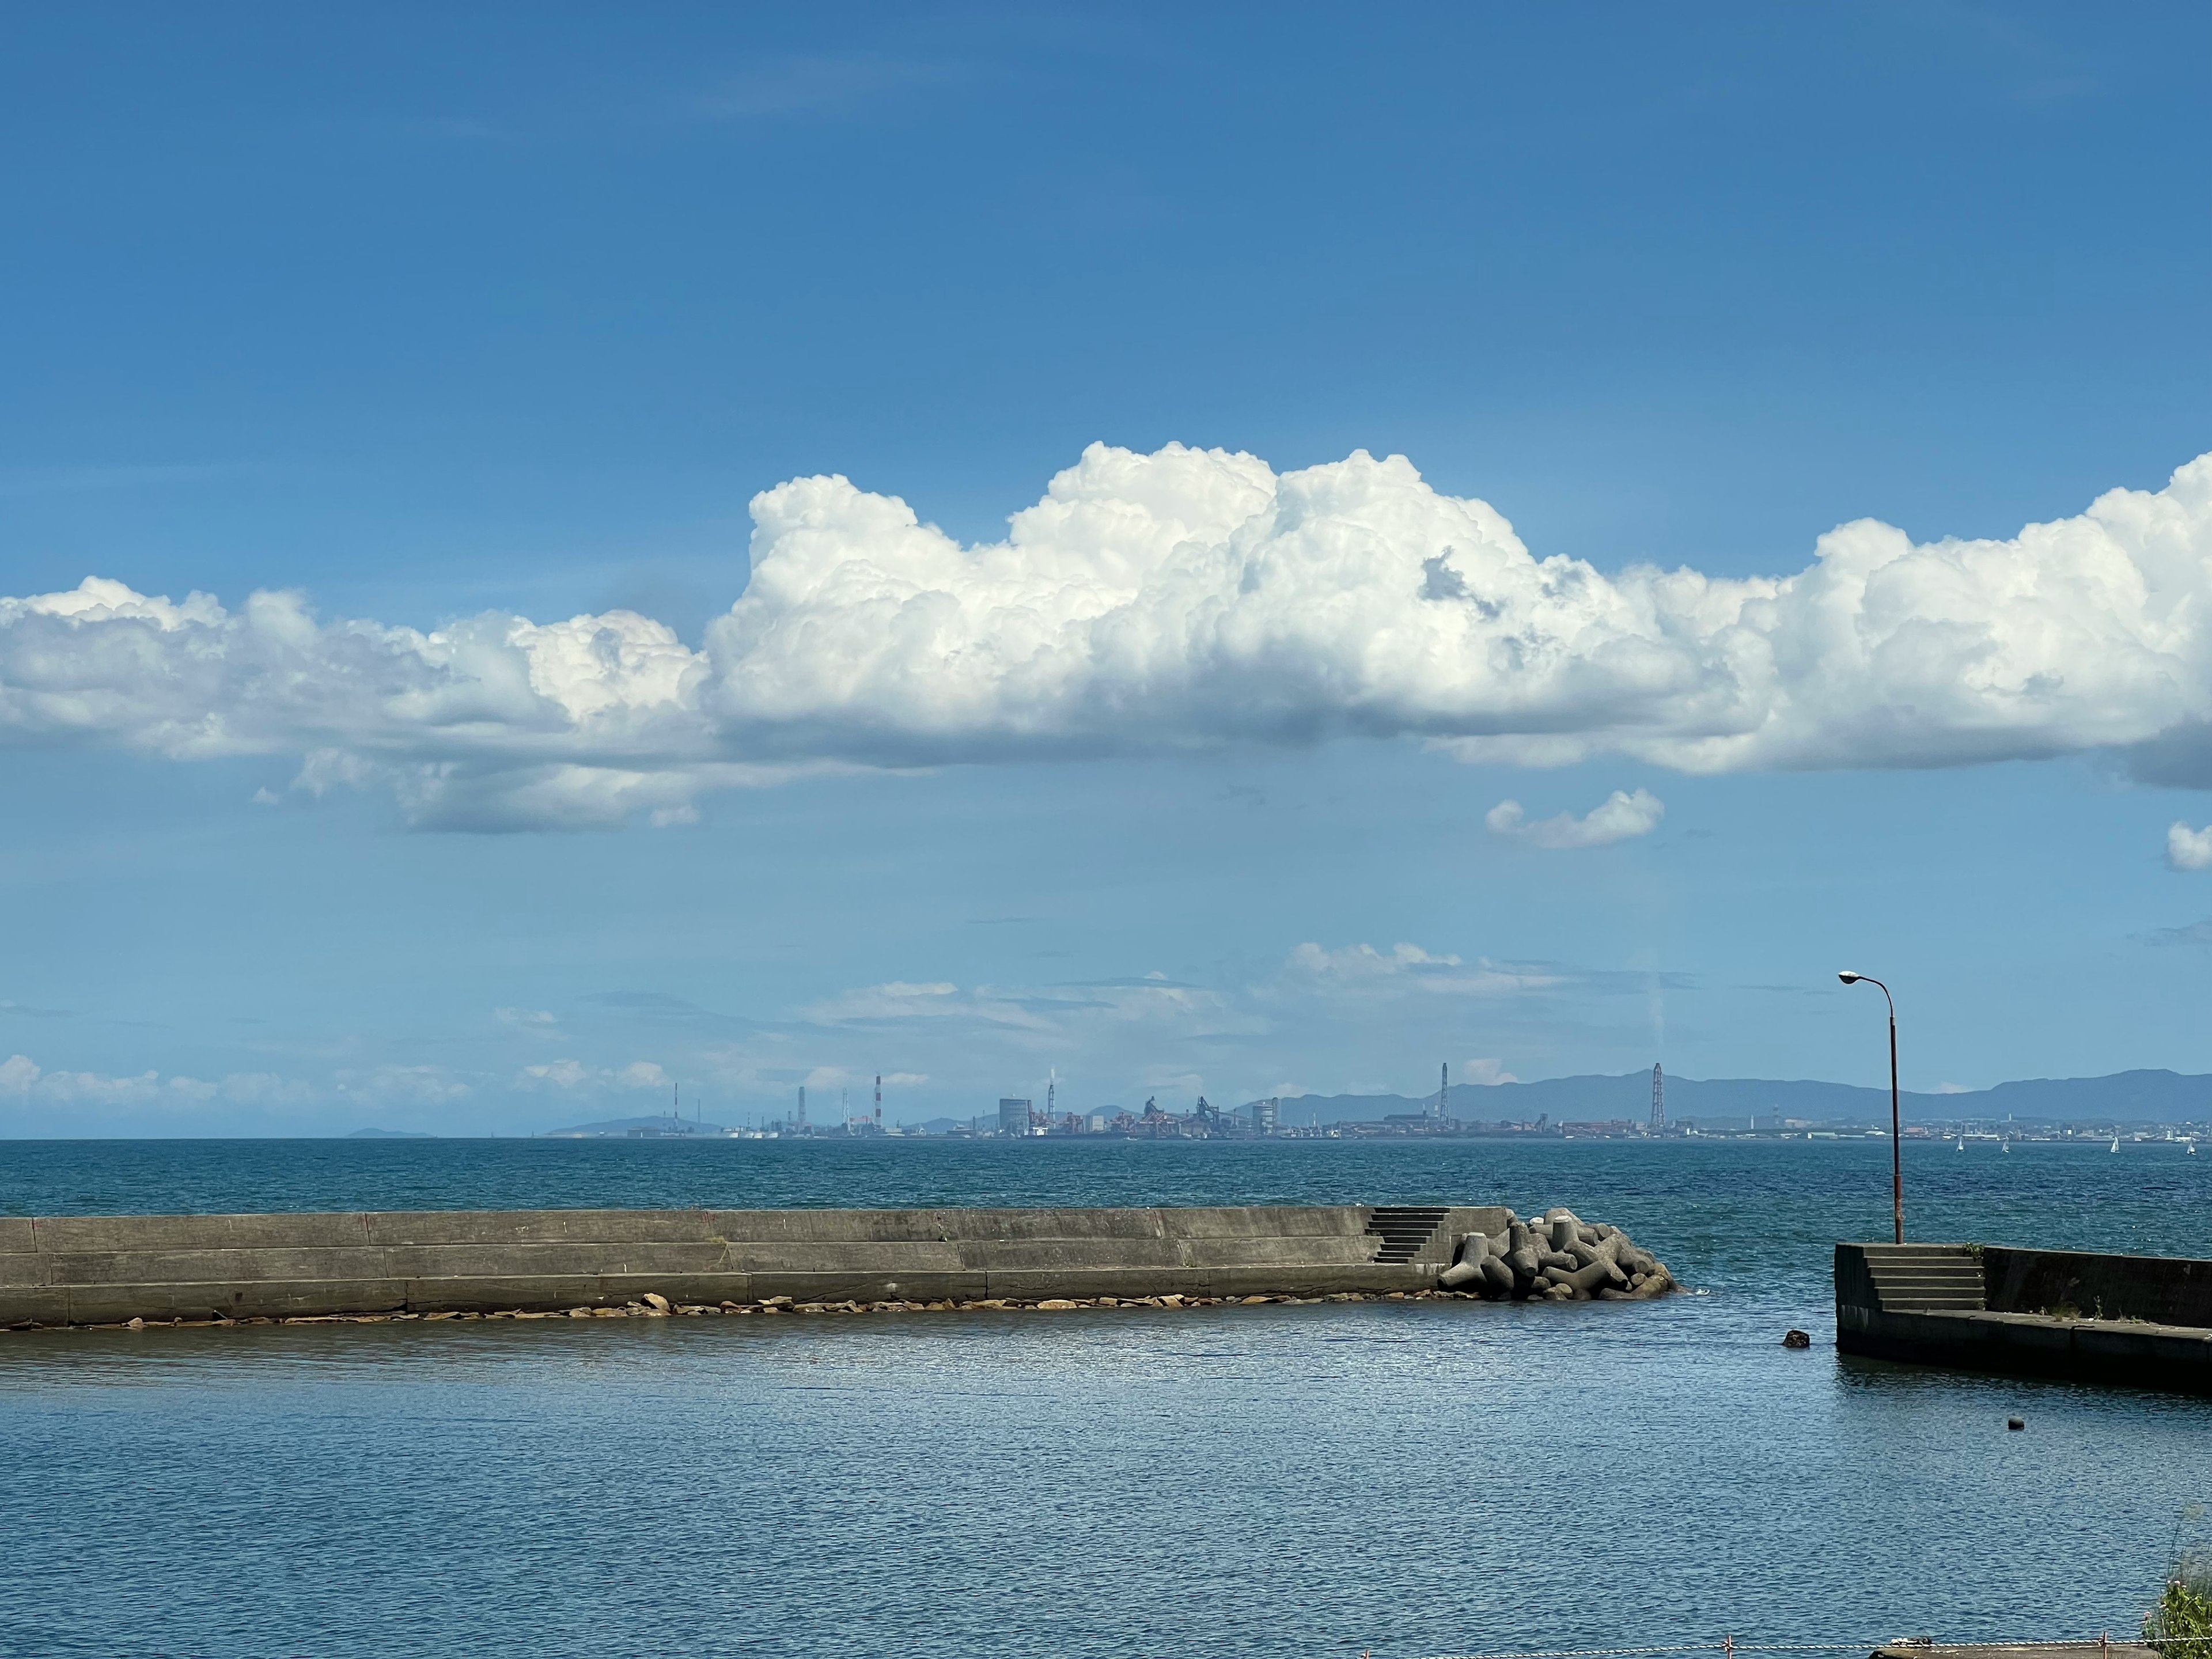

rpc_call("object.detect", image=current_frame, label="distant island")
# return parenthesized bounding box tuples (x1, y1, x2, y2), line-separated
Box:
(344, 1127, 435, 1138)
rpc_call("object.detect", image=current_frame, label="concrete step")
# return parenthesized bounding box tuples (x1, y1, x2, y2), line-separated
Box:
(1859, 1241, 1986, 1310)
(1875, 1286, 1985, 1301)
(1875, 1283, 1984, 1298)
(1363, 1206, 1451, 1264)
(1866, 1291, 1991, 1309)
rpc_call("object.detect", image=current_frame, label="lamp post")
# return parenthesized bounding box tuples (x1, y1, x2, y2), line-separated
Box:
(1838, 971, 1902, 1244)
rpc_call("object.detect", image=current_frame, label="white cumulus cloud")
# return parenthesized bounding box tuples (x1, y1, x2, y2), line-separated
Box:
(1486, 788, 1665, 849)
(1459, 1058, 1519, 1086)
(2171, 821, 2212, 871)
(0, 1052, 307, 1110)
(12, 441, 2212, 829)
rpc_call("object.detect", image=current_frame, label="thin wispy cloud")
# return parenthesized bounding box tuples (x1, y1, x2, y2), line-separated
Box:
(575, 991, 759, 1033)
(0, 926, 1674, 1131)
(687, 54, 963, 122)
(494, 1007, 564, 1040)
(0, 463, 247, 498)
(386, 115, 509, 144)
(1282, 942, 1567, 997)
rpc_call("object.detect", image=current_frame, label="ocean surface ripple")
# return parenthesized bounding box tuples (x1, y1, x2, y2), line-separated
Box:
(1, 1138, 2205, 1658)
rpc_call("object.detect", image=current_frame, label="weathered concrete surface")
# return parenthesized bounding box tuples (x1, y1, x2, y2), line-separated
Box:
(1983, 1245, 2212, 1327)
(1, 1204, 1510, 1327)
(1836, 1241, 2212, 1393)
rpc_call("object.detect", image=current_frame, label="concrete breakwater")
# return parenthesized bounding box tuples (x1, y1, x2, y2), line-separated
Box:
(0, 1202, 1676, 1330)
(1837, 1241, 2212, 1393)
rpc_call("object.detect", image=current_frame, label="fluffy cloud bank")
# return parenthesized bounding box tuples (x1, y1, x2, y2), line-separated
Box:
(0, 1052, 215, 1108)
(9, 441, 2212, 828)
(1486, 788, 1665, 849)
(0, 1052, 456, 1117)
(2172, 821, 2212, 872)
(514, 1059, 671, 1092)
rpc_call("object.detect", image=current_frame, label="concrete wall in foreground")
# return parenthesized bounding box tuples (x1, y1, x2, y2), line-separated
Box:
(1835, 1241, 2212, 1395)
(1982, 1246, 2212, 1327)
(0, 1204, 1510, 1327)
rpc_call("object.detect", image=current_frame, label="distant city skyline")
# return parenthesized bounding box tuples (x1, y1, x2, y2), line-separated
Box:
(515, 1066, 2212, 1143)
(5, 6, 2212, 1133)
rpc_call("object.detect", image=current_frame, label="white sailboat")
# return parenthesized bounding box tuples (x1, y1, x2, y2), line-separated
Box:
(2110, 1135, 2121, 1152)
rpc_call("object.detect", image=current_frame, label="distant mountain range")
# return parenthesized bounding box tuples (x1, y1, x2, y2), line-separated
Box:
(1261, 1069, 2212, 1128)
(358, 1072, 2211, 1143)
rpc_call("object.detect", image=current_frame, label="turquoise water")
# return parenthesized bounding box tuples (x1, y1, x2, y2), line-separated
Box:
(2, 1138, 2208, 1658)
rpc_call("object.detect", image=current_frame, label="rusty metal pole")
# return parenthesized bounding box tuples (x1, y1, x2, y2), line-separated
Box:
(1839, 972, 1903, 1244)
(1888, 997, 1903, 1244)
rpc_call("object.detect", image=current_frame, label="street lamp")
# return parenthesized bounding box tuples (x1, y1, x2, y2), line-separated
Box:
(1838, 971, 1903, 1244)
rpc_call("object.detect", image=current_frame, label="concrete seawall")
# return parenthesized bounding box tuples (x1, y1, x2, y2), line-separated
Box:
(0, 1203, 1511, 1327)
(1836, 1241, 2212, 1393)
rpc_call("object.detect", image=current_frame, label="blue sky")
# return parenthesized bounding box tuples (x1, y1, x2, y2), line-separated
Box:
(5, 4, 2212, 1134)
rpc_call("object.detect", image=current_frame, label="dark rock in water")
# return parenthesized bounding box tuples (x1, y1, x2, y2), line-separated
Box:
(1783, 1328, 1812, 1348)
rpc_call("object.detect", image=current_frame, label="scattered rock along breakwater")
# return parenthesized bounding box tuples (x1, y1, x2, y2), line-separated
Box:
(0, 1202, 1675, 1332)
(1437, 1207, 1673, 1302)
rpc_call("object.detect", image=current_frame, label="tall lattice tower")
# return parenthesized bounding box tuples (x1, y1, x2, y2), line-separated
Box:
(1650, 1063, 1665, 1133)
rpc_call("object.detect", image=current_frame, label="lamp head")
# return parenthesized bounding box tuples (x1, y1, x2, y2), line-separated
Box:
(1837, 971, 1861, 984)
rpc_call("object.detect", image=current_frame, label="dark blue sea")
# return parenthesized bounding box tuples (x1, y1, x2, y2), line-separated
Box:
(1, 1136, 2207, 1659)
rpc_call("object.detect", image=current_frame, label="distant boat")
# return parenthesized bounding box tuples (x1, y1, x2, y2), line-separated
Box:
(2111, 1137, 2121, 1153)
(2002, 1140, 2009, 1154)
(1956, 1137, 1965, 1151)
(2191, 1141, 2199, 1156)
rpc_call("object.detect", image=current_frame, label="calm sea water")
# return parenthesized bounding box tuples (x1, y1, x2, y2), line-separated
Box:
(2, 1137, 2207, 1659)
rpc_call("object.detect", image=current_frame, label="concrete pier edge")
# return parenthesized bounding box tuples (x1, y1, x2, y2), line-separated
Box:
(2, 1202, 1546, 1330)
(1836, 1240, 2212, 1393)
